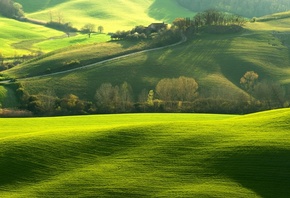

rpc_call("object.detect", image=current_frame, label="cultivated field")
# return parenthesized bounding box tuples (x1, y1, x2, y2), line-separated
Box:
(0, 109, 290, 197)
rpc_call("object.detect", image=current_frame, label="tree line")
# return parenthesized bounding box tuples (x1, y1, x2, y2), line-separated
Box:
(2, 73, 289, 117)
(176, 0, 290, 18)
(0, 0, 24, 19)
(172, 9, 246, 35)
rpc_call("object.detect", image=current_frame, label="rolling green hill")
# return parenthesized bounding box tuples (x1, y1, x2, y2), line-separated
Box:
(0, 16, 110, 57)
(0, 109, 290, 197)
(0, 0, 194, 57)
(17, 0, 194, 32)
(0, 16, 63, 57)
(4, 16, 290, 103)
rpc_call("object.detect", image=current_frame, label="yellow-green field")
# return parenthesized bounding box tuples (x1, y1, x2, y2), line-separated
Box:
(0, 0, 195, 57)
(17, 0, 194, 32)
(0, 109, 290, 197)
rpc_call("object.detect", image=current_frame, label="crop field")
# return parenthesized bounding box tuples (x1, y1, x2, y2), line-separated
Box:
(0, 109, 290, 197)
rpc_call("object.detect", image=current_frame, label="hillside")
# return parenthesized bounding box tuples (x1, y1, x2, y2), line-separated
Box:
(0, 16, 63, 57)
(177, 0, 290, 18)
(0, 15, 110, 57)
(16, 0, 194, 32)
(0, 109, 290, 197)
(0, 0, 194, 57)
(4, 16, 290, 104)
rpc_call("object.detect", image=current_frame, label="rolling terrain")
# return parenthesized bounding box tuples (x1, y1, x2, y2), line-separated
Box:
(3, 14, 290, 103)
(0, 15, 110, 57)
(17, 0, 194, 32)
(0, 109, 290, 197)
(0, 0, 194, 58)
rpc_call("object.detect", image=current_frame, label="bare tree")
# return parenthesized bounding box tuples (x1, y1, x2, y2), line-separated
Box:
(82, 23, 96, 38)
(56, 11, 64, 23)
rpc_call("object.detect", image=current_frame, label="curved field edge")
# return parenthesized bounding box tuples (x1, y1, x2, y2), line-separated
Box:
(0, 109, 290, 197)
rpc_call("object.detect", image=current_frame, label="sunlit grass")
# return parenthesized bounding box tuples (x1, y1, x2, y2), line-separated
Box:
(0, 109, 290, 197)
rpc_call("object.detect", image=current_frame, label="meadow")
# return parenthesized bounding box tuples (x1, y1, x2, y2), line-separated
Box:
(0, 109, 290, 197)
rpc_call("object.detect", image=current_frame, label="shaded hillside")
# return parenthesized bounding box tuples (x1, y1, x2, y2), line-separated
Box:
(177, 0, 290, 18)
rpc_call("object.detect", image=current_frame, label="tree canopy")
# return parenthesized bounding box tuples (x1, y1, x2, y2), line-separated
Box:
(0, 0, 24, 18)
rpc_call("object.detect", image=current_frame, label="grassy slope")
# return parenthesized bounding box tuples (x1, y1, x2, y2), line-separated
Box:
(0, 109, 290, 197)
(0, 16, 63, 57)
(0, 0, 194, 57)
(6, 19, 290, 101)
(4, 40, 151, 79)
(0, 15, 111, 57)
(0, 86, 18, 107)
(17, 0, 194, 32)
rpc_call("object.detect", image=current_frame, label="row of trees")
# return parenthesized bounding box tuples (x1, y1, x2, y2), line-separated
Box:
(240, 71, 287, 108)
(7, 73, 289, 117)
(0, 0, 24, 19)
(177, 0, 290, 18)
(172, 9, 246, 34)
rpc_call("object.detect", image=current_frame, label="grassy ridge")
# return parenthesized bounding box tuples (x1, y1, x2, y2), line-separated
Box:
(0, 109, 290, 197)
(0, 16, 63, 56)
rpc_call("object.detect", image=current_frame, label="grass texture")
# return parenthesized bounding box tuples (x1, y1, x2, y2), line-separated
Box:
(0, 109, 290, 197)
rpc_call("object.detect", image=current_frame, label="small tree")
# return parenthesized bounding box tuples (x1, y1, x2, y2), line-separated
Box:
(98, 25, 104, 33)
(0, 52, 4, 65)
(82, 23, 96, 38)
(147, 90, 154, 106)
(240, 71, 259, 93)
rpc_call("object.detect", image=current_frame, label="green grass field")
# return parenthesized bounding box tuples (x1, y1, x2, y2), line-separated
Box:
(0, 16, 110, 57)
(0, 109, 290, 197)
(0, 16, 63, 57)
(17, 0, 194, 32)
(0, 0, 195, 58)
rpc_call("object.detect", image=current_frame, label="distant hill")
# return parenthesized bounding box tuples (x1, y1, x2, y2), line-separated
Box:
(4, 15, 290, 109)
(176, 0, 290, 18)
(15, 0, 195, 32)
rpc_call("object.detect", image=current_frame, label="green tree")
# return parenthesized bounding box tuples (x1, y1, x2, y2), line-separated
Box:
(147, 90, 154, 106)
(98, 25, 104, 33)
(240, 71, 259, 93)
(82, 23, 96, 38)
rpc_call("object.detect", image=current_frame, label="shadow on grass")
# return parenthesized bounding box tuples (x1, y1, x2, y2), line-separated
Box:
(210, 147, 290, 198)
(18, 0, 70, 13)
(0, 129, 148, 187)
